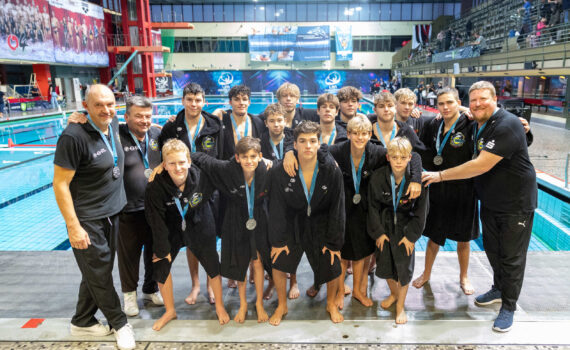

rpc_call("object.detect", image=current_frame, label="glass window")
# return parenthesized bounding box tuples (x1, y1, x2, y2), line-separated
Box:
(266, 4, 276, 21)
(244, 5, 254, 22)
(401, 3, 412, 20)
(422, 3, 432, 20)
(234, 4, 244, 22)
(183, 5, 193, 22)
(379, 4, 389, 21)
(328, 3, 337, 21)
(338, 5, 349, 21)
(255, 5, 265, 22)
(318, 4, 328, 21)
(162, 5, 172, 22)
(358, 4, 369, 21)
(193, 5, 203, 22)
(307, 4, 317, 21)
(286, 4, 296, 22)
(189, 40, 196, 53)
(297, 4, 307, 21)
(114, 0, 119, 13)
(454, 3, 461, 19)
(203, 4, 214, 22)
(444, 3, 454, 16)
(353, 39, 360, 51)
(412, 4, 422, 20)
(127, 0, 137, 21)
(151, 5, 162, 22)
(433, 3, 444, 18)
(213, 4, 223, 22)
(391, 3, 401, 20)
(223, 4, 233, 21)
(172, 5, 182, 22)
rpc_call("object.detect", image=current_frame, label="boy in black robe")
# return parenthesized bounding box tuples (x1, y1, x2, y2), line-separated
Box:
(269, 121, 345, 326)
(368, 137, 428, 324)
(260, 103, 294, 162)
(145, 139, 229, 330)
(316, 93, 348, 146)
(190, 137, 272, 323)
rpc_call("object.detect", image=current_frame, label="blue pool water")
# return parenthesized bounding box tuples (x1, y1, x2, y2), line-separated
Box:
(0, 96, 564, 252)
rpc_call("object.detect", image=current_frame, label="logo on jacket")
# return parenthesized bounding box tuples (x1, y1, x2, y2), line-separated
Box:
(477, 138, 485, 151)
(149, 139, 159, 151)
(190, 193, 203, 207)
(202, 136, 214, 150)
(450, 132, 465, 148)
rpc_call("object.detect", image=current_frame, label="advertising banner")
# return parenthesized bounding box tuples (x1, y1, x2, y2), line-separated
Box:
(152, 29, 164, 72)
(248, 25, 330, 62)
(48, 0, 108, 66)
(432, 45, 480, 63)
(0, 0, 56, 62)
(335, 26, 353, 61)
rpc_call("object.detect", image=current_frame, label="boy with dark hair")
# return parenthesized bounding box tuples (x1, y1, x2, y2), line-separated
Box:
(336, 86, 364, 127)
(145, 139, 228, 330)
(260, 103, 294, 161)
(368, 137, 428, 324)
(190, 136, 272, 323)
(316, 93, 347, 146)
(269, 121, 345, 326)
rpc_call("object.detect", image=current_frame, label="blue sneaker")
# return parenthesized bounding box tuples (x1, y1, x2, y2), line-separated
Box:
(474, 287, 502, 306)
(492, 307, 514, 332)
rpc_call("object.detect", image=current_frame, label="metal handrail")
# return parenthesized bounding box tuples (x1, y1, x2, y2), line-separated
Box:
(566, 153, 569, 189)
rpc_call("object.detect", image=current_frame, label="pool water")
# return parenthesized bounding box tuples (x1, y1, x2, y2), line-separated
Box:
(0, 97, 560, 252)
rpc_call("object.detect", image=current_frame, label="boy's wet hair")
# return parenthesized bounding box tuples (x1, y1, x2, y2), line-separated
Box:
(294, 121, 321, 141)
(337, 86, 362, 102)
(229, 85, 251, 100)
(264, 103, 285, 119)
(183, 83, 205, 99)
(347, 115, 372, 133)
(162, 138, 190, 161)
(387, 136, 412, 157)
(276, 83, 300, 99)
(317, 93, 340, 110)
(235, 136, 261, 155)
(437, 87, 460, 101)
(394, 88, 417, 103)
(374, 91, 397, 107)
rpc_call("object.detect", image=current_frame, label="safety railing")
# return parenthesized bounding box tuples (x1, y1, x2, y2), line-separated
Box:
(566, 153, 569, 189)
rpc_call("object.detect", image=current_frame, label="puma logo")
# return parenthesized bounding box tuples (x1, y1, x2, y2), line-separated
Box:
(518, 221, 526, 227)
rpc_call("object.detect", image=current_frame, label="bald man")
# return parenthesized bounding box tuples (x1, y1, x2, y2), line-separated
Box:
(53, 85, 135, 350)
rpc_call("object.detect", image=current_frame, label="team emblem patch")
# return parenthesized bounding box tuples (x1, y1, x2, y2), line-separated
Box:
(202, 136, 214, 150)
(477, 138, 485, 151)
(190, 193, 203, 207)
(450, 132, 465, 148)
(149, 139, 159, 151)
(486, 139, 495, 150)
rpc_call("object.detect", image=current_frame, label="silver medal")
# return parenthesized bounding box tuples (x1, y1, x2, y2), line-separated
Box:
(307, 205, 311, 217)
(112, 166, 121, 179)
(353, 194, 361, 204)
(181, 220, 186, 231)
(144, 168, 153, 178)
(433, 155, 443, 166)
(246, 218, 257, 231)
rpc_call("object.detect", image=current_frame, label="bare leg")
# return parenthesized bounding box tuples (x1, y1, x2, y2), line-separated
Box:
(352, 257, 373, 307)
(412, 239, 439, 289)
(253, 253, 268, 323)
(263, 277, 275, 300)
(326, 278, 344, 323)
(153, 274, 177, 331)
(269, 269, 288, 326)
(206, 276, 215, 304)
(457, 241, 474, 295)
(288, 273, 299, 299)
(227, 278, 237, 288)
(234, 280, 248, 323)
(184, 249, 201, 305)
(359, 255, 373, 296)
(368, 257, 376, 275)
(346, 260, 353, 274)
(306, 283, 320, 298)
(395, 282, 409, 324)
(209, 275, 229, 325)
(249, 261, 255, 284)
(381, 279, 399, 309)
(335, 259, 348, 309)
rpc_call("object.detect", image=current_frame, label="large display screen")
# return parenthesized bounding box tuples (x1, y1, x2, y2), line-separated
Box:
(0, 0, 108, 66)
(172, 70, 390, 96)
(248, 25, 330, 62)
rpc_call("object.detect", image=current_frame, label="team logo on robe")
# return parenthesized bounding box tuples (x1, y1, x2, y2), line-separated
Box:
(477, 138, 485, 151)
(290, 178, 296, 183)
(486, 139, 495, 150)
(450, 132, 465, 148)
(177, 127, 183, 132)
(149, 139, 159, 151)
(321, 185, 327, 190)
(190, 193, 203, 207)
(202, 136, 214, 150)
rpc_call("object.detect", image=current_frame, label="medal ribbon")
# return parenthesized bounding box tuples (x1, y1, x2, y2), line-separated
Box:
(270, 137, 284, 160)
(436, 116, 460, 157)
(319, 128, 336, 145)
(129, 130, 149, 169)
(298, 161, 319, 209)
(174, 197, 189, 224)
(375, 122, 397, 147)
(245, 176, 255, 220)
(390, 173, 406, 217)
(230, 114, 249, 141)
(87, 115, 117, 167)
(350, 150, 365, 195)
(184, 115, 203, 153)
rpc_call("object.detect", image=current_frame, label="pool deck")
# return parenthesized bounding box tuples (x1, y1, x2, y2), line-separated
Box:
(0, 251, 569, 347)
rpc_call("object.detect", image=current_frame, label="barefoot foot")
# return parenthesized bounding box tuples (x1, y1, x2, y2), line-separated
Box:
(326, 303, 344, 323)
(256, 302, 269, 323)
(381, 294, 397, 309)
(353, 291, 373, 307)
(207, 286, 215, 304)
(185, 286, 200, 305)
(216, 305, 230, 325)
(395, 308, 408, 324)
(263, 284, 275, 300)
(460, 278, 475, 295)
(344, 283, 352, 296)
(288, 282, 300, 299)
(306, 285, 319, 298)
(227, 279, 237, 289)
(234, 304, 248, 323)
(152, 310, 177, 331)
(335, 292, 345, 310)
(269, 305, 288, 326)
(412, 273, 430, 289)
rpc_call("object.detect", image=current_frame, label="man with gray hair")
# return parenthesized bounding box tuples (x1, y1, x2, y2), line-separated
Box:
(53, 84, 135, 350)
(422, 80, 537, 333)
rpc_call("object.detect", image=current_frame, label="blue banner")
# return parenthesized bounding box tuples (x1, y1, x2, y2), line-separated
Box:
(432, 46, 480, 63)
(335, 26, 353, 61)
(248, 25, 330, 62)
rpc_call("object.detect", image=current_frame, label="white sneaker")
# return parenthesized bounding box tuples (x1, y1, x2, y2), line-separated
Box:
(70, 321, 112, 336)
(114, 323, 136, 350)
(143, 291, 164, 306)
(123, 291, 139, 317)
